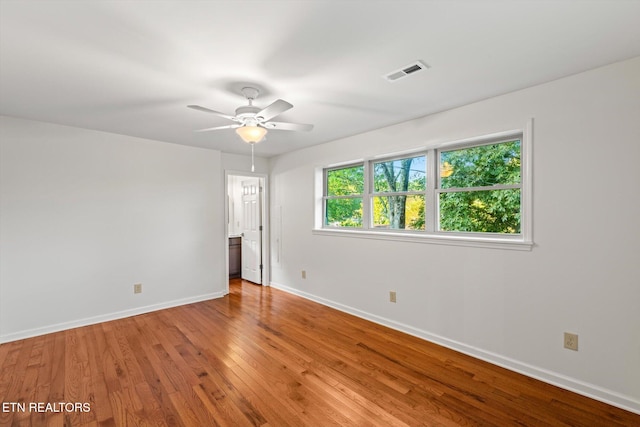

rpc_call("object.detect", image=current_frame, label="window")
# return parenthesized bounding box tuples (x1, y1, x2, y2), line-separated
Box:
(372, 155, 426, 230)
(438, 140, 521, 234)
(324, 164, 364, 228)
(317, 126, 531, 249)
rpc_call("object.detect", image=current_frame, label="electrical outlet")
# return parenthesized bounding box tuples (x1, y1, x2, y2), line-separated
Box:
(301, 270, 306, 279)
(564, 332, 578, 351)
(134, 283, 142, 294)
(389, 291, 397, 303)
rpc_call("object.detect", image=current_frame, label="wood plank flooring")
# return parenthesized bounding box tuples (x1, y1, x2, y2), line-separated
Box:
(1, 279, 638, 426)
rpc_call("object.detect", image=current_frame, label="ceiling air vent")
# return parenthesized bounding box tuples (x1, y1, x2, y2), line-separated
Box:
(384, 60, 430, 82)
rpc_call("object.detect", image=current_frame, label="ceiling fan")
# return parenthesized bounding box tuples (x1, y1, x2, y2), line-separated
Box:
(188, 86, 313, 144)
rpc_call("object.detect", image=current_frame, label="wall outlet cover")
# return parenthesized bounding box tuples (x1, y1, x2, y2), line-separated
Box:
(564, 332, 578, 351)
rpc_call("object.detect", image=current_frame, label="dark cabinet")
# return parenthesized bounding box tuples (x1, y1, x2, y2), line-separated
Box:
(229, 237, 241, 278)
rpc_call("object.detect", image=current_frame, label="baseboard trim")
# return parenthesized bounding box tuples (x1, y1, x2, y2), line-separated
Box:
(270, 281, 640, 415)
(0, 292, 225, 344)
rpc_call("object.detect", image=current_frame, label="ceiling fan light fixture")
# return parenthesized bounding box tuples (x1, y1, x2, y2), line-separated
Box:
(235, 125, 267, 143)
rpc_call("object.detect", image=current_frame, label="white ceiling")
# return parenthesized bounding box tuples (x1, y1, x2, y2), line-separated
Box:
(1, 0, 640, 157)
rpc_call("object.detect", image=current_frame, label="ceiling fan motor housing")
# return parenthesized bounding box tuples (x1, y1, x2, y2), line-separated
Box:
(235, 105, 262, 126)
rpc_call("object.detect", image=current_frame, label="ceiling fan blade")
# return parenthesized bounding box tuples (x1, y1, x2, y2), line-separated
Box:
(195, 124, 241, 132)
(187, 105, 236, 121)
(263, 121, 314, 132)
(256, 99, 293, 122)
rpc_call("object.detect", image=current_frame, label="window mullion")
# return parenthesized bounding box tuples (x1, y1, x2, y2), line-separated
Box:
(425, 149, 437, 232)
(325, 195, 365, 200)
(438, 183, 521, 194)
(363, 161, 372, 229)
(373, 191, 425, 197)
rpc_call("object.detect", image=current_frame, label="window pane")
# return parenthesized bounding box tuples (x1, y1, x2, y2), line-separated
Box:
(439, 189, 520, 233)
(440, 140, 520, 189)
(372, 195, 425, 230)
(374, 156, 426, 193)
(327, 165, 364, 196)
(325, 198, 362, 227)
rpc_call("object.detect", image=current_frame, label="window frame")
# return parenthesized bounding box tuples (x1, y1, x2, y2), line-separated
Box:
(315, 122, 533, 250)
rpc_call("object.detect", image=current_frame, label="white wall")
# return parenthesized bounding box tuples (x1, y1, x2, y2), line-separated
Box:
(0, 116, 225, 342)
(269, 57, 640, 412)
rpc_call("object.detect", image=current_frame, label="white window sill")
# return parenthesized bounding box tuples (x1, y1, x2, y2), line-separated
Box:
(312, 228, 533, 251)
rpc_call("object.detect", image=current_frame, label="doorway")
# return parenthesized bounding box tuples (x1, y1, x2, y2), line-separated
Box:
(226, 172, 268, 291)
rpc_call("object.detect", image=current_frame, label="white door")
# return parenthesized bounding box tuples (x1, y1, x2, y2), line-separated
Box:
(241, 179, 262, 284)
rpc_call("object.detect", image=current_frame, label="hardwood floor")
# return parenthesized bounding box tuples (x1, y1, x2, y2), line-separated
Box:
(1, 279, 638, 426)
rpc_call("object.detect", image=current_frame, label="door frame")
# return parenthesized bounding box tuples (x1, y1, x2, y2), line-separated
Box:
(224, 170, 269, 294)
